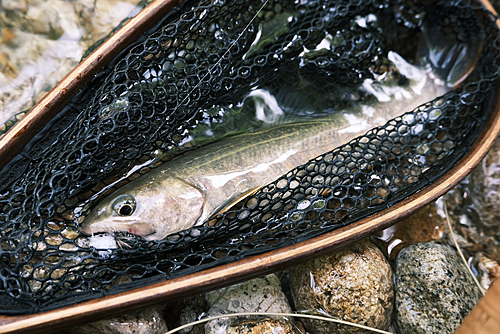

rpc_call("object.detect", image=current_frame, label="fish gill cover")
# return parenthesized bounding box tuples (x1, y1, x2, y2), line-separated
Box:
(0, 0, 499, 314)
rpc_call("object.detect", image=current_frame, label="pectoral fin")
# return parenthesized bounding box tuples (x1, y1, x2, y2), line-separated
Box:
(216, 184, 266, 215)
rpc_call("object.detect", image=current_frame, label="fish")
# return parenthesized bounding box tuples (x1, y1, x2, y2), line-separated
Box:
(79, 42, 480, 243)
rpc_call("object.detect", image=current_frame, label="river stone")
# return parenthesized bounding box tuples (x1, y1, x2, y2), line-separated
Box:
(289, 239, 393, 334)
(372, 202, 446, 260)
(469, 136, 500, 229)
(225, 318, 302, 334)
(204, 274, 293, 334)
(394, 242, 482, 334)
(178, 295, 207, 334)
(461, 136, 500, 263)
(67, 306, 168, 334)
(475, 254, 500, 291)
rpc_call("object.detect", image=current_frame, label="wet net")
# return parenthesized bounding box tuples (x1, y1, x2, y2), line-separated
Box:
(1, 0, 499, 314)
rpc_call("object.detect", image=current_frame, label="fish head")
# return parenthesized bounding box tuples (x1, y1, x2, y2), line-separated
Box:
(80, 175, 205, 241)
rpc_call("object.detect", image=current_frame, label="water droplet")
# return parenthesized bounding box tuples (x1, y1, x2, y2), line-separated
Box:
(297, 200, 311, 210)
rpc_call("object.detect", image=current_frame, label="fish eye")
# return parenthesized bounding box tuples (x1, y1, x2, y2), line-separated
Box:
(112, 195, 136, 216)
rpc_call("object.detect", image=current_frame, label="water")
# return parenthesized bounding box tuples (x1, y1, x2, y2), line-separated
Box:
(169, 8, 481, 159)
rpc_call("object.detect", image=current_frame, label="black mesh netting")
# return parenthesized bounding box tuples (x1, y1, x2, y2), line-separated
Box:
(1, 0, 500, 314)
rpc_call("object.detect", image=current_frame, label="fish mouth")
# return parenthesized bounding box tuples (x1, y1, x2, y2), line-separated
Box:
(81, 218, 156, 238)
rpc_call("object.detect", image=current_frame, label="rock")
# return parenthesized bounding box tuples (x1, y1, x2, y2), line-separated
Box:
(204, 274, 293, 334)
(67, 306, 168, 334)
(372, 202, 446, 260)
(469, 136, 500, 229)
(225, 318, 301, 334)
(178, 295, 207, 334)
(443, 187, 500, 263)
(394, 242, 482, 334)
(289, 239, 393, 334)
(457, 136, 500, 262)
(0, 0, 144, 124)
(275, 270, 295, 310)
(475, 254, 500, 291)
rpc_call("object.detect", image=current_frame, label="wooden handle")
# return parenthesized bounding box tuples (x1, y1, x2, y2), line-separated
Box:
(455, 280, 500, 334)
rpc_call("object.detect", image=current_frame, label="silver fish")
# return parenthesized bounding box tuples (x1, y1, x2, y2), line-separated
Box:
(80, 40, 480, 241)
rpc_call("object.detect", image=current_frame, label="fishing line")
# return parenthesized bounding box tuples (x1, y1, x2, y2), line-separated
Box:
(174, 0, 270, 112)
(163, 311, 394, 334)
